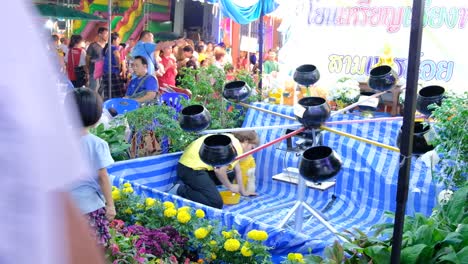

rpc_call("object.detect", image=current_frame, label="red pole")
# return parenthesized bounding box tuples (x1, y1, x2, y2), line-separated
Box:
(235, 127, 306, 161)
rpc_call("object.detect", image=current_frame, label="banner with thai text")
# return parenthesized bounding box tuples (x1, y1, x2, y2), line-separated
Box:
(277, 0, 467, 92)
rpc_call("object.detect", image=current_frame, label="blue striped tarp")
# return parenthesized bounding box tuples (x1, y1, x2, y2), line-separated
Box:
(107, 102, 442, 256)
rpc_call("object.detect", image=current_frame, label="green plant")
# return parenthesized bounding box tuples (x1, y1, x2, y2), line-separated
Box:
(297, 186, 468, 264)
(90, 121, 131, 161)
(427, 91, 468, 189)
(124, 104, 197, 156)
(235, 69, 261, 103)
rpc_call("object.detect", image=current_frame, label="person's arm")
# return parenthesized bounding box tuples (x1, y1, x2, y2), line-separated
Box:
(85, 44, 93, 72)
(97, 168, 115, 220)
(113, 49, 121, 71)
(134, 91, 156, 103)
(234, 163, 256, 196)
(214, 166, 236, 192)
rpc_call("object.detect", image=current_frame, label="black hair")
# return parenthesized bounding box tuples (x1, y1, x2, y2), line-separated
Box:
(195, 44, 204, 53)
(134, 55, 148, 66)
(139, 30, 152, 41)
(51, 34, 59, 42)
(119, 43, 127, 48)
(68, 34, 83, 49)
(97, 27, 108, 34)
(183, 45, 193, 53)
(103, 32, 120, 55)
(186, 59, 197, 69)
(65, 87, 103, 127)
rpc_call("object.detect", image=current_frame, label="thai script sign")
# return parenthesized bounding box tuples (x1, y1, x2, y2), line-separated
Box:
(278, 0, 467, 91)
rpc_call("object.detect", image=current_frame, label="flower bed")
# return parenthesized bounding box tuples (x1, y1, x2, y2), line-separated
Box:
(108, 184, 274, 263)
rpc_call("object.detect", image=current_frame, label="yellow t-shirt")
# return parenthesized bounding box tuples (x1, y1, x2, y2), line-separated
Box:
(179, 134, 243, 171)
(239, 155, 256, 187)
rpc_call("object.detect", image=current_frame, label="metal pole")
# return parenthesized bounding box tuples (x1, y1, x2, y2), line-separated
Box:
(107, 0, 112, 99)
(390, 0, 425, 262)
(258, 2, 264, 89)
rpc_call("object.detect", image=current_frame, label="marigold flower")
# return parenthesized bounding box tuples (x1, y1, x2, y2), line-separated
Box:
(163, 201, 175, 209)
(123, 182, 131, 188)
(112, 186, 117, 191)
(145, 197, 156, 208)
(122, 186, 134, 194)
(111, 189, 121, 201)
(287, 253, 304, 262)
(164, 208, 177, 218)
(241, 244, 253, 257)
(197, 259, 204, 263)
(222, 231, 231, 239)
(136, 203, 144, 209)
(224, 238, 241, 251)
(209, 240, 217, 246)
(178, 206, 190, 213)
(194, 227, 209, 239)
(177, 211, 191, 224)
(124, 208, 132, 214)
(195, 209, 205, 218)
(247, 230, 268, 241)
(210, 253, 217, 260)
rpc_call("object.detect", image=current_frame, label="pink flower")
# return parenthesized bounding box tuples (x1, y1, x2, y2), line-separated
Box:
(170, 255, 177, 264)
(138, 247, 146, 255)
(135, 256, 145, 263)
(184, 258, 191, 264)
(110, 243, 120, 255)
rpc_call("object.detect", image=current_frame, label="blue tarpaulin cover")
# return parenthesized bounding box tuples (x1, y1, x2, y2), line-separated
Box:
(108, 102, 441, 257)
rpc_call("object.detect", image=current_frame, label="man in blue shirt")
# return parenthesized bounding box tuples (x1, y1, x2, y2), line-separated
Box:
(125, 56, 158, 103)
(131, 30, 158, 76)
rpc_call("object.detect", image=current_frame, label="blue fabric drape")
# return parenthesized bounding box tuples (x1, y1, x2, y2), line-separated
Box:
(218, 0, 278, 24)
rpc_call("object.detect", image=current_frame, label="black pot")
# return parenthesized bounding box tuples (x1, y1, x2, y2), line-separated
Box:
(299, 146, 342, 183)
(179, 105, 211, 132)
(416, 85, 445, 116)
(294, 97, 331, 128)
(222, 81, 252, 102)
(397, 121, 435, 155)
(199, 134, 238, 167)
(368, 65, 398, 91)
(293, 64, 320, 86)
(358, 91, 379, 112)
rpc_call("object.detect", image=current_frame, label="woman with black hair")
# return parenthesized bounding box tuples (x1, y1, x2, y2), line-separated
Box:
(65, 34, 88, 87)
(101, 32, 124, 100)
(124, 55, 159, 103)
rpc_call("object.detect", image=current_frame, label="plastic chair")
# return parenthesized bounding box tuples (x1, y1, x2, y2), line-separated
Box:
(159, 92, 189, 113)
(103, 98, 139, 115)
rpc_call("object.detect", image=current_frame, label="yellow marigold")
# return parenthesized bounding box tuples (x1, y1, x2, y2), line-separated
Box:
(136, 203, 144, 209)
(145, 198, 156, 208)
(178, 206, 190, 213)
(210, 253, 217, 260)
(111, 189, 121, 201)
(122, 187, 134, 194)
(287, 253, 304, 262)
(194, 227, 209, 239)
(124, 208, 132, 214)
(241, 243, 253, 257)
(224, 238, 241, 252)
(195, 209, 205, 218)
(222, 231, 231, 239)
(247, 230, 268, 241)
(123, 182, 132, 188)
(164, 208, 177, 218)
(163, 201, 175, 209)
(209, 240, 217, 246)
(177, 211, 191, 224)
(112, 186, 117, 191)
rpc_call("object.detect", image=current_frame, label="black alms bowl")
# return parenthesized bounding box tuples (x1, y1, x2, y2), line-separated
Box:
(199, 134, 238, 167)
(179, 105, 211, 132)
(222, 81, 252, 102)
(416, 85, 445, 116)
(293, 64, 320, 86)
(294, 97, 331, 128)
(299, 146, 342, 183)
(368, 65, 398, 91)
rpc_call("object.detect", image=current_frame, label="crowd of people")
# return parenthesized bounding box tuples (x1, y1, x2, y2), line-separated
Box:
(50, 26, 280, 104)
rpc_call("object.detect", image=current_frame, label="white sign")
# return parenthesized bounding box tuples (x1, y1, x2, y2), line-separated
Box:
(240, 36, 258, 53)
(277, 0, 468, 93)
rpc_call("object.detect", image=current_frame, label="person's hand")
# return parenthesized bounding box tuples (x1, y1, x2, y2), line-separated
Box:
(105, 205, 116, 221)
(240, 190, 257, 197)
(228, 184, 239, 193)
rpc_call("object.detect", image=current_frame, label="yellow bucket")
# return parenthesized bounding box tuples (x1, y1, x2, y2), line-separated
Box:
(220, 191, 241, 205)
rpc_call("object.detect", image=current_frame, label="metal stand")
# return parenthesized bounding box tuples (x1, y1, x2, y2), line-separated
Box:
(245, 129, 344, 241)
